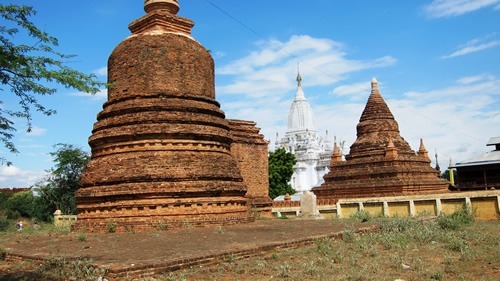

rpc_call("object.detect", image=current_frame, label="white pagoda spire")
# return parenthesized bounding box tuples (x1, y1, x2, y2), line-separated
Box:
(287, 65, 315, 131)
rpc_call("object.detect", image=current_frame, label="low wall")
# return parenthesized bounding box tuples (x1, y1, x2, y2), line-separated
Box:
(53, 210, 77, 227)
(272, 190, 500, 220)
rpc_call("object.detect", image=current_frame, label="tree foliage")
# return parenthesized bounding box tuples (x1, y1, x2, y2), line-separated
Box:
(442, 169, 457, 182)
(4, 190, 34, 218)
(34, 144, 90, 218)
(0, 4, 103, 165)
(268, 147, 297, 199)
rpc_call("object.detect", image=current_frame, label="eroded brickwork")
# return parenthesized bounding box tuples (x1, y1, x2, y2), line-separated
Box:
(74, 1, 253, 232)
(228, 119, 272, 217)
(312, 78, 449, 199)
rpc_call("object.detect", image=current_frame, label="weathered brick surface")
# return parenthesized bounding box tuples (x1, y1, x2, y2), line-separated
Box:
(75, 1, 253, 232)
(228, 119, 273, 216)
(313, 78, 449, 199)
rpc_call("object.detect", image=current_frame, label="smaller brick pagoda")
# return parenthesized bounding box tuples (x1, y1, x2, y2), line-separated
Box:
(312, 78, 449, 199)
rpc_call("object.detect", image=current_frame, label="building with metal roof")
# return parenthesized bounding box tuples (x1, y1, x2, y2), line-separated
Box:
(454, 137, 500, 190)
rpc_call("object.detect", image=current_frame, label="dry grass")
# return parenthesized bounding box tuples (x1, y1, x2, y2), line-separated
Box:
(159, 211, 499, 281)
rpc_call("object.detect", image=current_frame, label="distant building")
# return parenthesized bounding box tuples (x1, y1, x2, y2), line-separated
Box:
(275, 71, 332, 193)
(454, 136, 500, 190)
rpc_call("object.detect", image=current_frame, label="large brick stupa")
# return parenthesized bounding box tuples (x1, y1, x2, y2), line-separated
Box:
(312, 78, 449, 199)
(74, 0, 254, 232)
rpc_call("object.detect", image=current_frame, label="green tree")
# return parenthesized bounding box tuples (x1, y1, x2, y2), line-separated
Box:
(34, 144, 90, 219)
(0, 4, 103, 165)
(442, 168, 457, 187)
(268, 147, 297, 199)
(4, 190, 34, 218)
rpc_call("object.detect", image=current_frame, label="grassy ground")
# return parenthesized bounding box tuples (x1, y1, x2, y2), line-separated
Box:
(158, 210, 499, 281)
(0, 209, 499, 280)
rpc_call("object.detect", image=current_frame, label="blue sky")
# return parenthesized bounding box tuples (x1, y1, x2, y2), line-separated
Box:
(1, 0, 499, 187)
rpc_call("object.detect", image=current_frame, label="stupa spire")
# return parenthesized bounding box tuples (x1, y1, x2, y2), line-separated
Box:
(385, 135, 398, 159)
(144, 0, 179, 14)
(294, 63, 305, 100)
(130, 0, 193, 35)
(331, 139, 342, 162)
(418, 138, 429, 159)
(435, 149, 441, 173)
(297, 62, 302, 87)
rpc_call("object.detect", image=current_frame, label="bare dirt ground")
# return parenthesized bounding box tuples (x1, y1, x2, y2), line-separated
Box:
(0, 219, 372, 280)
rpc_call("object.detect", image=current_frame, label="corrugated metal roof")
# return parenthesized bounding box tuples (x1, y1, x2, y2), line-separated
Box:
(486, 136, 500, 146)
(455, 150, 500, 167)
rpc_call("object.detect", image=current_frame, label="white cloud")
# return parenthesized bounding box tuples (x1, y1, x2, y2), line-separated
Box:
(442, 38, 500, 59)
(25, 126, 47, 137)
(216, 35, 396, 98)
(70, 88, 108, 100)
(93, 66, 108, 76)
(392, 75, 500, 165)
(0, 165, 46, 188)
(330, 81, 372, 101)
(456, 75, 486, 84)
(424, 0, 500, 18)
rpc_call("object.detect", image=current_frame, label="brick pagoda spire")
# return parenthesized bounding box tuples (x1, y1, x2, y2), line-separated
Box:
(312, 78, 449, 199)
(74, 0, 254, 232)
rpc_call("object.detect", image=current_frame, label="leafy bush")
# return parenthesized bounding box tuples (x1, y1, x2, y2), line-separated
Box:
(437, 207, 474, 230)
(0, 218, 10, 231)
(349, 210, 372, 222)
(5, 190, 34, 217)
(0, 247, 5, 260)
(4, 209, 20, 220)
(107, 222, 116, 233)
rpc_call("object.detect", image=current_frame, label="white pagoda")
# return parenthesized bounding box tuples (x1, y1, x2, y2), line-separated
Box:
(275, 71, 332, 193)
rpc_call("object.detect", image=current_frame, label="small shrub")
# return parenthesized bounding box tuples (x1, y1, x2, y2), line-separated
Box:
(5, 209, 20, 220)
(77, 233, 87, 242)
(0, 247, 6, 260)
(379, 217, 415, 233)
(430, 270, 443, 280)
(107, 222, 116, 233)
(316, 237, 333, 256)
(350, 210, 372, 222)
(277, 262, 291, 278)
(224, 253, 236, 263)
(447, 236, 470, 255)
(254, 260, 267, 273)
(437, 207, 474, 230)
(216, 226, 224, 234)
(342, 227, 356, 243)
(156, 220, 168, 230)
(302, 261, 317, 276)
(165, 272, 187, 281)
(0, 218, 10, 231)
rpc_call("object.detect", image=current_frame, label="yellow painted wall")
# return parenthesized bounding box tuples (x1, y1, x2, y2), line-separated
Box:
(364, 203, 384, 217)
(441, 199, 466, 215)
(471, 198, 499, 220)
(414, 200, 437, 216)
(340, 204, 359, 218)
(388, 202, 410, 217)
